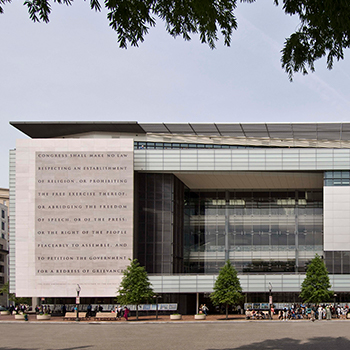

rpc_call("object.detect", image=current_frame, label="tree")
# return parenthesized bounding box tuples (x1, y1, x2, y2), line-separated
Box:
(0, 282, 31, 306)
(299, 254, 333, 304)
(278, 1, 350, 80)
(116, 259, 154, 320)
(210, 260, 243, 320)
(1, 0, 350, 79)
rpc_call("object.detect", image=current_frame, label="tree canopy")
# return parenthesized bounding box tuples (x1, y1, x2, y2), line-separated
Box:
(1, 0, 350, 79)
(116, 259, 154, 320)
(210, 260, 242, 319)
(0, 282, 31, 306)
(299, 254, 333, 304)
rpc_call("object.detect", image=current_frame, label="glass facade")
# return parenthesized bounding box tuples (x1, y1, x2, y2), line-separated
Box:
(134, 141, 279, 150)
(184, 190, 323, 274)
(325, 251, 350, 274)
(135, 173, 184, 274)
(324, 171, 350, 186)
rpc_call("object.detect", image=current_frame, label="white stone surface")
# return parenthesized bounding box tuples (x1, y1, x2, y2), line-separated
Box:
(324, 186, 350, 251)
(15, 139, 134, 297)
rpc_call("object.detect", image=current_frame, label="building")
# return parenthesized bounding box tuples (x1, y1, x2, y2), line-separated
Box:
(0, 188, 9, 306)
(0, 188, 9, 208)
(8, 121, 350, 313)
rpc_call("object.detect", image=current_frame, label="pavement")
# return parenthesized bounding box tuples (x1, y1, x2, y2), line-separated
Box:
(1, 316, 350, 350)
(0, 312, 348, 323)
(0, 312, 249, 323)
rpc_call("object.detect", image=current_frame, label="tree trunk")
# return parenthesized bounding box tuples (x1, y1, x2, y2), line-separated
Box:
(136, 305, 139, 320)
(226, 304, 229, 320)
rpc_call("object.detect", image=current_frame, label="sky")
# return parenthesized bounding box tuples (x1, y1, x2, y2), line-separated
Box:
(1, 0, 350, 188)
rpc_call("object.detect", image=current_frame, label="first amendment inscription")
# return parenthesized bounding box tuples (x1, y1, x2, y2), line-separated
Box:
(35, 151, 133, 275)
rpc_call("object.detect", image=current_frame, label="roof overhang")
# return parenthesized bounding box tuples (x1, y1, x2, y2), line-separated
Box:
(10, 121, 146, 138)
(10, 121, 350, 141)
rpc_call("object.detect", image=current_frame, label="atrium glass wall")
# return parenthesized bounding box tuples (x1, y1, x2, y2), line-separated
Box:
(135, 173, 184, 274)
(184, 190, 323, 274)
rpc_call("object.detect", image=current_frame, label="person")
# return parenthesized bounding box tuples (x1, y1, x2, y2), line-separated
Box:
(326, 305, 332, 320)
(290, 309, 296, 320)
(318, 305, 323, 320)
(61, 304, 66, 316)
(124, 307, 129, 321)
(86, 304, 92, 318)
(202, 304, 209, 316)
(117, 306, 122, 319)
(310, 308, 315, 322)
(283, 306, 288, 321)
(9, 305, 14, 315)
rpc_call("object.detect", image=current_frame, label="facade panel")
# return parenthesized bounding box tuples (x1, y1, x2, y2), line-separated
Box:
(14, 139, 134, 297)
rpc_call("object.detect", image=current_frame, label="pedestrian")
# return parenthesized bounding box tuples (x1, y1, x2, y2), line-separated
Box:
(283, 306, 288, 321)
(61, 304, 67, 316)
(86, 304, 92, 318)
(310, 309, 315, 322)
(124, 307, 129, 321)
(326, 305, 332, 320)
(318, 305, 323, 320)
(202, 304, 209, 316)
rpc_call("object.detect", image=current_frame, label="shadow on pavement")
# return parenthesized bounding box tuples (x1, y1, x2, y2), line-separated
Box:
(208, 336, 350, 350)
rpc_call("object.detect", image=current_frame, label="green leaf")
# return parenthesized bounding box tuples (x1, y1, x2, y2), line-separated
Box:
(299, 254, 333, 304)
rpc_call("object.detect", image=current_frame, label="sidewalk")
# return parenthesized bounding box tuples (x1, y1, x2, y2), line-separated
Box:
(0, 313, 247, 323)
(2, 313, 345, 323)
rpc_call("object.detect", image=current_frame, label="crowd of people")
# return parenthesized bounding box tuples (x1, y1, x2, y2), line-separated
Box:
(8, 304, 30, 314)
(277, 304, 349, 321)
(246, 304, 350, 321)
(245, 309, 269, 319)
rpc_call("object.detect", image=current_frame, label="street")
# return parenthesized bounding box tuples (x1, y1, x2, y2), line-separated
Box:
(1, 320, 349, 350)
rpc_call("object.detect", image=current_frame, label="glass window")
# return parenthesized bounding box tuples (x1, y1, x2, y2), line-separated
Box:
(184, 189, 323, 273)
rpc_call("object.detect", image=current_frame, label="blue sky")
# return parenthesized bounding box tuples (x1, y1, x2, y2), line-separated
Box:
(1, 0, 350, 187)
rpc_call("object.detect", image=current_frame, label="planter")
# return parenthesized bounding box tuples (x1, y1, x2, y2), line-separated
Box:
(194, 314, 206, 320)
(36, 314, 51, 320)
(14, 314, 25, 320)
(170, 314, 182, 320)
(0, 311, 10, 315)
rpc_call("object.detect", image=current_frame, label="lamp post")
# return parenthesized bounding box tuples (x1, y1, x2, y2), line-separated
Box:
(268, 282, 273, 320)
(153, 294, 162, 320)
(75, 284, 81, 322)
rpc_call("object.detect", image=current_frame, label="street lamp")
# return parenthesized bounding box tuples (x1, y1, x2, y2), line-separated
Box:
(268, 282, 273, 320)
(75, 284, 81, 322)
(153, 294, 162, 320)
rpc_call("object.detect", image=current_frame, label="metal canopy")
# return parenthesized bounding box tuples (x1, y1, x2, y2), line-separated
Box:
(10, 121, 350, 141)
(10, 121, 145, 138)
